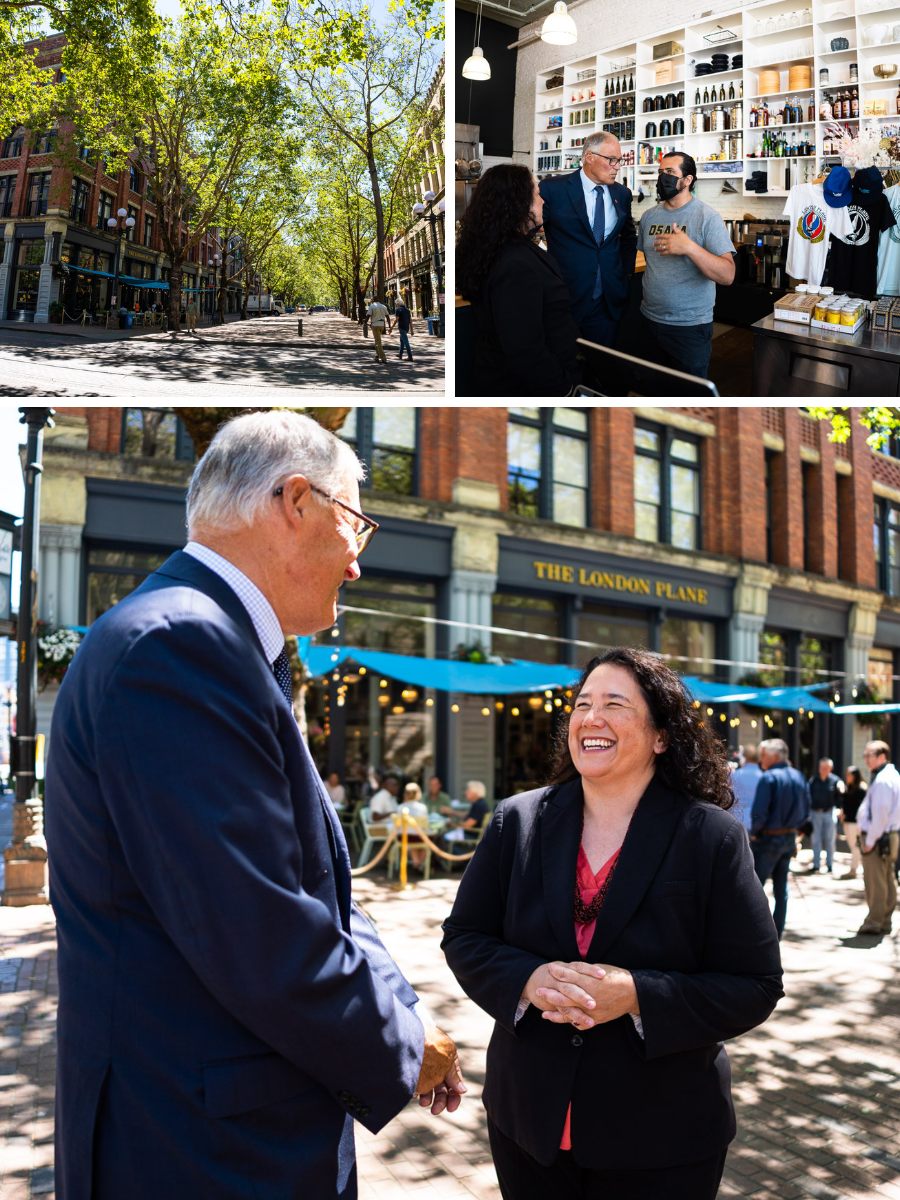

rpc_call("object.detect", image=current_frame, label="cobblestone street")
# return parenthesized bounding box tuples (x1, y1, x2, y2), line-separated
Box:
(1, 830, 899, 1199)
(0, 313, 445, 397)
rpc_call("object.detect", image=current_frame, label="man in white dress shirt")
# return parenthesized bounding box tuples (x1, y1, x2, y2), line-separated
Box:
(857, 740, 900, 934)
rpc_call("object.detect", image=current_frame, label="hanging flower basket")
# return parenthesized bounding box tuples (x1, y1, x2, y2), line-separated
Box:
(37, 622, 82, 691)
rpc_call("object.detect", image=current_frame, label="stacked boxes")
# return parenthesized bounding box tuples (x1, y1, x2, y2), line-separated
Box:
(773, 293, 819, 324)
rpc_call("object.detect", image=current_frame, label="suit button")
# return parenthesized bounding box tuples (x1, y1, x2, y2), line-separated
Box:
(338, 1091, 350, 1102)
(360, 1106, 371, 1118)
(571, 1034, 583, 1048)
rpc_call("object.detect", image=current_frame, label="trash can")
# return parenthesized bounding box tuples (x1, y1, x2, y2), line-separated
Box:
(125, 313, 134, 328)
(118, 312, 127, 329)
(297, 319, 303, 337)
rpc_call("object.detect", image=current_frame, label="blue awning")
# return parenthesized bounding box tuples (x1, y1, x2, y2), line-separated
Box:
(119, 275, 169, 289)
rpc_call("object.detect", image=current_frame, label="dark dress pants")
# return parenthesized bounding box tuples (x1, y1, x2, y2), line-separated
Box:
(752, 832, 795, 939)
(578, 294, 620, 349)
(488, 1117, 728, 1200)
(640, 312, 714, 379)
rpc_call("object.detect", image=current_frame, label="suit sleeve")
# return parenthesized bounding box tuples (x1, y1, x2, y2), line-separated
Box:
(350, 901, 418, 1009)
(441, 807, 546, 1034)
(486, 252, 573, 396)
(619, 190, 637, 274)
(96, 619, 423, 1132)
(630, 823, 783, 1060)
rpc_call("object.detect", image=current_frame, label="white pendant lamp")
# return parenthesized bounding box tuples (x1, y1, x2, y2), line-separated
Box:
(541, 0, 578, 44)
(462, 0, 491, 80)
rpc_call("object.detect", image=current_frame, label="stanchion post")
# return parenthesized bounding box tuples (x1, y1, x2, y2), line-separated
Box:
(393, 808, 413, 892)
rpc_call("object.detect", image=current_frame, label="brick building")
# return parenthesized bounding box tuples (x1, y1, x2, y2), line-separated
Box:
(0, 36, 244, 323)
(33, 405, 900, 799)
(384, 59, 445, 318)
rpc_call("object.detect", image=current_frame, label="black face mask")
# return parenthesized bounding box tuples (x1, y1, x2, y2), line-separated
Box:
(656, 173, 682, 201)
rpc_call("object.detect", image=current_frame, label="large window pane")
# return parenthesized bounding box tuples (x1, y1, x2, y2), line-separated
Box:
(634, 502, 659, 542)
(670, 464, 699, 515)
(554, 407, 588, 433)
(670, 511, 696, 550)
(634, 455, 660, 505)
(340, 408, 357, 441)
(371, 450, 413, 494)
(508, 423, 541, 517)
(553, 433, 587, 481)
(634, 428, 658, 453)
(373, 407, 415, 449)
(492, 593, 561, 664)
(660, 618, 715, 676)
(758, 630, 787, 687)
(553, 483, 586, 527)
(123, 409, 178, 457)
(671, 438, 698, 462)
(87, 572, 147, 623)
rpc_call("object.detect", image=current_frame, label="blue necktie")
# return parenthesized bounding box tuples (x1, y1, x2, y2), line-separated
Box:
(273, 648, 293, 707)
(592, 184, 605, 299)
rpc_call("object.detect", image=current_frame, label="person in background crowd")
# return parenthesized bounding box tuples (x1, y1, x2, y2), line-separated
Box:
(371, 774, 401, 821)
(442, 781, 489, 845)
(857, 740, 900, 935)
(456, 163, 582, 397)
(389, 300, 414, 363)
(185, 298, 198, 333)
(637, 152, 735, 380)
(538, 131, 636, 352)
(427, 775, 452, 814)
(751, 739, 811, 940)
(402, 782, 430, 869)
(324, 771, 345, 808)
(808, 757, 845, 874)
(732, 744, 763, 834)
(839, 765, 867, 879)
(442, 648, 783, 1200)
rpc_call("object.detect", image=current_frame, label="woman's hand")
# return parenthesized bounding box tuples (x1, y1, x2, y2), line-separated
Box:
(522, 962, 605, 1027)
(539, 962, 640, 1029)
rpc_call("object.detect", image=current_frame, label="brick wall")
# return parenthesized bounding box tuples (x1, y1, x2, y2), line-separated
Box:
(769, 407, 805, 571)
(804, 414, 838, 578)
(418, 408, 508, 505)
(590, 407, 634, 536)
(53, 407, 122, 452)
(839, 409, 875, 588)
(706, 407, 766, 562)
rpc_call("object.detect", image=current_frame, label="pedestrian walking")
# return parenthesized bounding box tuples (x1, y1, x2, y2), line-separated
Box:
(751, 738, 811, 939)
(808, 757, 845, 873)
(186, 298, 198, 333)
(732, 743, 763, 833)
(442, 648, 783, 1200)
(839, 765, 867, 879)
(44, 411, 464, 1199)
(366, 297, 389, 365)
(857, 740, 900, 935)
(391, 301, 414, 362)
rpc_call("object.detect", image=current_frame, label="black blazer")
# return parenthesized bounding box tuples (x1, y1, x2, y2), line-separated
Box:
(441, 776, 783, 1170)
(471, 241, 582, 397)
(538, 171, 637, 324)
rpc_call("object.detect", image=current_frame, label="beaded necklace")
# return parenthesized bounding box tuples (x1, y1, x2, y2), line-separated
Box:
(573, 807, 636, 925)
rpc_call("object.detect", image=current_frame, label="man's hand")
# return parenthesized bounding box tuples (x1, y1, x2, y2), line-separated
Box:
(539, 962, 640, 1029)
(522, 961, 604, 1026)
(415, 1025, 458, 1097)
(416, 1055, 467, 1116)
(653, 223, 693, 256)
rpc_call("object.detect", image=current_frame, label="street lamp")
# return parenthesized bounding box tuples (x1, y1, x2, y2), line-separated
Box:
(3, 407, 54, 906)
(413, 192, 444, 329)
(107, 207, 135, 316)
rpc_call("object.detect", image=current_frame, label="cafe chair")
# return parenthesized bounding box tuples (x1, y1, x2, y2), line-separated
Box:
(356, 806, 391, 869)
(387, 815, 432, 881)
(443, 811, 492, 872)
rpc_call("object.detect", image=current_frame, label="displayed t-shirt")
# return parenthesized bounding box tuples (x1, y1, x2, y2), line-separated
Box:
(830, 187, 896, 298)
(637, 197, 735, 326)
(877, 182, 900, 296)
(782, 182, 852, 288)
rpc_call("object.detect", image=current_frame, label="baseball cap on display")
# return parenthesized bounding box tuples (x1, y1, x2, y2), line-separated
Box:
(823, 165, 852, 207)
(854, 166, 885, 196)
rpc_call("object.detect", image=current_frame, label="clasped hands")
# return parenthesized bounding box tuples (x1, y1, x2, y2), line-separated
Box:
(414, 1025, 466, 1116)
(523, 960, 640, 1031)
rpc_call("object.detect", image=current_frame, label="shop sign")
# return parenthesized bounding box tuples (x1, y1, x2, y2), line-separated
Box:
(532, 560, 708, 604)
(127, 247, 156, 264)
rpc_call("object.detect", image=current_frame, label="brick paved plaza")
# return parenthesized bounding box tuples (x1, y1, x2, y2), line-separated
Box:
(1, 825, 899, 1199)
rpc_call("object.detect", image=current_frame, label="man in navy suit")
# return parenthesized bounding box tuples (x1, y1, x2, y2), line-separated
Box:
(538, 131, 637, 349)
(45, 411, 464, 1200)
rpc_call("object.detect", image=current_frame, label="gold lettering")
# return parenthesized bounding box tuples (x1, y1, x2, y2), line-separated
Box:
(686, 587, 697, 603)
(698, 589, 708, 605)
(637, 579, 650, 595)
(562, 566, 574, 583)
(579, 568, 589, 585)
(590, 571, 603, 587)
(533, 561, 548, 579)
(601, 572, 615, 589)
(548, 563, 562, 581)
(656, 581, 667, 597)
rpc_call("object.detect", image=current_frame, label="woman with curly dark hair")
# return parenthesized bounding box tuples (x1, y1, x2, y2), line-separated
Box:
(442, 647, 783, 1200)
(456, 162, 581, 396)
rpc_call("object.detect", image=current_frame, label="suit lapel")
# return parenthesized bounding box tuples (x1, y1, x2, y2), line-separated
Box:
(586, 775, 686, 962)
(541, 779, 584, 961)
(567, 169, 597, 245)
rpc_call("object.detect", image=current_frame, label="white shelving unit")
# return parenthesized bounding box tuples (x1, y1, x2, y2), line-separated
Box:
(533, 0, 900, 199)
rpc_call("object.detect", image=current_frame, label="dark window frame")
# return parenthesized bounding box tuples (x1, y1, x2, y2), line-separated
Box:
(143, 214, 154, 247)
(1, 134, 24, 158)
(69, 176, 90, 224)
(507, 408, 590, 526)
(764, 448, 775, 564)
(0, 174, 15, 218)
(633, 420, 702, 550)
(97, 190, 114, 228)
(874, 497, 900, 596)
(120, 408, 195, 462)
(25, 171, 52, 217)
(347, 408, 420, 497)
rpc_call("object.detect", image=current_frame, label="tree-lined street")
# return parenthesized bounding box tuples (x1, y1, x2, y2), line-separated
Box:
(0, 313, 444, 396)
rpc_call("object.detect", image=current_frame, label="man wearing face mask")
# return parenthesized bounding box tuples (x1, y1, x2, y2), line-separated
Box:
(636, 153, 736, 379)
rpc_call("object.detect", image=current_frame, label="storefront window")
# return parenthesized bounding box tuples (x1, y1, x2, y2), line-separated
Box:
(86, 548, 168, 624)
(758, 630, 787, 686)
(25, 172, 51, 216)
(507, 408, 588, 527)
(340, 409, 417, 495)
(869, 646, 894, 701)
(874, 497, 900, 596)
(13, 268, 40, 311)
(492, 593, 562, 664)
(799, 636, 831, 687)
(0, 175, 16, 219)
(634, 422, 701, 550)
(576, 602, 649, 667)
(341, 578, 434, 656)
(660, 618, 715, 676)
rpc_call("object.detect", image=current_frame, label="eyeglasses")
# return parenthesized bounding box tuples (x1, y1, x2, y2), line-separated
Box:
(588, 150, 623, 168)
(273, 484, 379, 553)
(863, 750, 882, 759)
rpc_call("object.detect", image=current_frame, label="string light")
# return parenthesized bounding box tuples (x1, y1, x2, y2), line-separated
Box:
(750, 720, 757, 728)
(544, 702, 553, 713)
(359, 667, 366, 675)
(425, 697, 434, 707)
(451, 704, 460, 713)
(511, 707, 520, 716)
(481, 707, 491, 717)
(495, 701, 505, 711)
(706, 707, 714, 716)
(554, 698, 562, 707)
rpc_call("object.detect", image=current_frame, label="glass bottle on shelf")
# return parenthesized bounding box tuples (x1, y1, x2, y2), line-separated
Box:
(740, 79, 743, 98)
(802, 6, 811, 22)
(629, 72, 634, 91)
(605, 79, 609, 95)
(695, 86, 702, 104)
(719, 82, 726, 100)
(789, 10, 799, 25)
(616, 75, 621, 93)
(766, 17, 776, 32)
(729, 80, 735, 99)
(703, 85, 709, 103)
(808, 95, 815, 121)
(777, 13, 788, 29)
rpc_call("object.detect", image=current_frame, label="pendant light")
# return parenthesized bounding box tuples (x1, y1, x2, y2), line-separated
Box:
(462, 0, 491, 80)
(541, 0, 578, 44)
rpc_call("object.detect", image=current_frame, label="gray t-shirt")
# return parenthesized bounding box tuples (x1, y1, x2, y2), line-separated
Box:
(637, 196, 735, 326)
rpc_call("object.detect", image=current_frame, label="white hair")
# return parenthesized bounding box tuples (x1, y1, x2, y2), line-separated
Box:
(466, 780, 486, 798)
(185, 411, 364, 537)
(759, 738, 789, 763)
(582, 129, 618, 165)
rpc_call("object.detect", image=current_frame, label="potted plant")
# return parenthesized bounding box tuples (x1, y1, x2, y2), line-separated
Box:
(48, 300, 65, 324)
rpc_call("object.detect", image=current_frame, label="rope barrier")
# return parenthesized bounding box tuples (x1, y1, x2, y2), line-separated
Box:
(347, 811, 479, 882)
(348, 825, 399, 876)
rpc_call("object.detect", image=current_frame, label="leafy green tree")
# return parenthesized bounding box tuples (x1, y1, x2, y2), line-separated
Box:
(173, 406, 350, 457)
(808, 407, 900, 448)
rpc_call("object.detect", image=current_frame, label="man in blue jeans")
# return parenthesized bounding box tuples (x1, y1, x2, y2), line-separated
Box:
(636, 152, 736, 379)
(751, 738, 811, 939)
(808, 756, 845, 873)
(390, 301, 414, 362)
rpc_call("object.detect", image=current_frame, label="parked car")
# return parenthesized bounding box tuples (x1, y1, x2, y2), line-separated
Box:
(310, 305, 326, 312)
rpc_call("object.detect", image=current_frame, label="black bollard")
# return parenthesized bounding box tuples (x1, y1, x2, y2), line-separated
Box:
(297, 319, 303, 337)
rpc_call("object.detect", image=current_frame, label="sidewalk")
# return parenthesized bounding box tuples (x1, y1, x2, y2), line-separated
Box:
(2, 840, 898, 1199)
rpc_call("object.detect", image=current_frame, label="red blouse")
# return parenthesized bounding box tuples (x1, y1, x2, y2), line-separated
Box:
(559, 843, 621, 1152)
